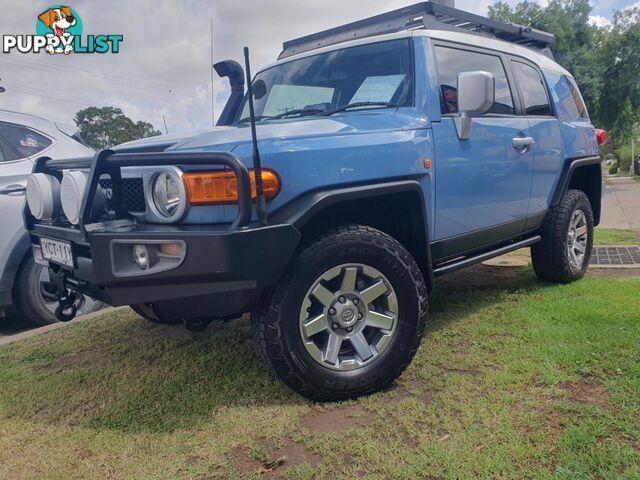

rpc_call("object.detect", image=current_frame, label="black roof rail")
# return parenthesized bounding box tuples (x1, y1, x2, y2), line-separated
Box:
(279, 2, 556, 59)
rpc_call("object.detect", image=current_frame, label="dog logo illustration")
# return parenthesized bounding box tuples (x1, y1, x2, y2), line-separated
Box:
(37, 6, 78, 54)
(2, 5, 123, 55)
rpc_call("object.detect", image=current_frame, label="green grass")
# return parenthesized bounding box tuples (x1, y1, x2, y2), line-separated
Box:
(594, 228, 640, 245)
(0, 268, 638, 479)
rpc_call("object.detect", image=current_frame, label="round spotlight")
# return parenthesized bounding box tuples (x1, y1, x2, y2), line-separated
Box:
(60, 171, 88, 225)
(132, 244, 149, 270)
(26, 173, 61, 220)
(151, 171, 186, 222)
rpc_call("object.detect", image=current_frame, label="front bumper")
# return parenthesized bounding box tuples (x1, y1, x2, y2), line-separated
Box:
(32, 221, 300, 318)
(27, 149, 300, 320)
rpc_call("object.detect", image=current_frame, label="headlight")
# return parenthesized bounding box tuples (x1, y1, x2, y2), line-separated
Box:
(26, 173, 61, 220)
(60, 171, 88, 225)
(150, 171, 186, 222)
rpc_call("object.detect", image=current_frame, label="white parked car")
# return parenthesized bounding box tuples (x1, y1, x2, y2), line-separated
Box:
(0, 109, 103, 325)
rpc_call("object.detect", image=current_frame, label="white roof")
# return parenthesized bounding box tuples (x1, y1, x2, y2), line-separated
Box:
(261, 29, 570, 77)
(0, 109, 65, 138)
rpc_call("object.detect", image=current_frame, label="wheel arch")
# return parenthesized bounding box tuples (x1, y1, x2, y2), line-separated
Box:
(270, 180, 434, 291)
(551, 156, 602, 226)
(0, 232, 31, 308)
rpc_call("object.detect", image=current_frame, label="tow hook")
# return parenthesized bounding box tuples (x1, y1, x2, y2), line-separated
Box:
(53, 272, 79, 322)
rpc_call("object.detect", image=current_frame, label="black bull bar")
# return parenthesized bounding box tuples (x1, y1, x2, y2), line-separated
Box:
(26, 149, 255, 239)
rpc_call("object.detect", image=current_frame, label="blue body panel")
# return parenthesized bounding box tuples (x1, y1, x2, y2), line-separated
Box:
(432, 117, 533, 240)
(160, 36, 597, 258)
(526, 70, 598, 217)
(173, 111, 433, 228)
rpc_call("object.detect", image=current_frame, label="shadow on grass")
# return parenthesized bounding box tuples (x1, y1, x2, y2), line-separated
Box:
(0, 263, 547, 434)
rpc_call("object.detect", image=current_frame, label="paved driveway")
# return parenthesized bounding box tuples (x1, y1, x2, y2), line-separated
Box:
(600, 176, 640, 231)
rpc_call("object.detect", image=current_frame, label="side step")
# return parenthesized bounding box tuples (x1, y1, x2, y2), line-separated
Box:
(433, 236, 541, 277)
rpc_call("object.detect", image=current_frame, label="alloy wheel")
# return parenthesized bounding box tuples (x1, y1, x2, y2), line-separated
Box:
(299, 263, 399, 371)
(567, 209, 588, 269)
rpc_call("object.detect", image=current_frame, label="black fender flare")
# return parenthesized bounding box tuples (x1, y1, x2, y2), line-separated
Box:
(550, 156, 602, 225)
(270, 180, 434, 291)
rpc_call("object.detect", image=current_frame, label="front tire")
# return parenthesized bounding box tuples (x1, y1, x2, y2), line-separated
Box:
(14, 257, 104, 326)
(254, 225, 428, 401)
(531, 189, 594, 283)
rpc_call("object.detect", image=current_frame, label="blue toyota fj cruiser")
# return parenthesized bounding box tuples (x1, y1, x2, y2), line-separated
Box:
(23, 2, 604, 400)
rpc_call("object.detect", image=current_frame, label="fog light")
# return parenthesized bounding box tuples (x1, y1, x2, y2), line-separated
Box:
(60, 171, 88, 225)
(26, 173, 61, 220)
(132, 244, 149, 270)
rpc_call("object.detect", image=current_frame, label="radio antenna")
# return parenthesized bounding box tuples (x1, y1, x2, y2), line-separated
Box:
(243, 47, 267, 227)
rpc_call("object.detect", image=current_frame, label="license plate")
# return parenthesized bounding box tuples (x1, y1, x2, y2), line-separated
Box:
(40, 237, 74, 268)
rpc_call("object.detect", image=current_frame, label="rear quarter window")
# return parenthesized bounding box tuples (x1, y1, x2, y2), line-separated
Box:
(0, 123, 53, 159)
(544, 70, 589, 122)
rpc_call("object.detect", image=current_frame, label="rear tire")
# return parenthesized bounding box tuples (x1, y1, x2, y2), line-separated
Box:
(254, 224, 428, 401)
(531, 189, 594, 283)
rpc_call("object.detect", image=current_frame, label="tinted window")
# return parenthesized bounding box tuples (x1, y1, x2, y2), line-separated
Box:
(545, 71, 589, 122)
(238, 39, 413, 122)
(512, 62, 552, 116)
(0, 123, 52, 159)
(0, 136, 20, 162)
(434, 46, 515, 115)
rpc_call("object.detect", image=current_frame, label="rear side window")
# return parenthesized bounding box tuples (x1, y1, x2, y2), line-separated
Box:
(512, 62, 552, 116)
(545, 71, 589, 121)
(0, 123, 52, 159)
(434, 46, 515, 115)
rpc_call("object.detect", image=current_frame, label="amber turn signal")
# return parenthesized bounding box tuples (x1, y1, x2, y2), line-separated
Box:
(182, 169, 280, 205)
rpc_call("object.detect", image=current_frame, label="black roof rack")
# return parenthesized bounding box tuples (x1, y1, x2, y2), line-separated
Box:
(279, 2, 556, 59)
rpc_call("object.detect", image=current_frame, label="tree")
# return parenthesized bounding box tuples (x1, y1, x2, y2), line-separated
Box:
(74, 106, 161, 150)
(598, 8, 640, 138)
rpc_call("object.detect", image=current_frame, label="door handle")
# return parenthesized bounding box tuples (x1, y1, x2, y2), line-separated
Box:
(0, 184, 26, 196)
(512, 137, 535, 150)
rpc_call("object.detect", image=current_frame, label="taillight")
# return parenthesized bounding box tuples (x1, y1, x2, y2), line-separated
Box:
(595, 129, 607, 146)
(182, 169, 280, 205)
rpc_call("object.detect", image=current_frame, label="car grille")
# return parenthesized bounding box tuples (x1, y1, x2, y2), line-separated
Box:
(98, 177, 146, 213)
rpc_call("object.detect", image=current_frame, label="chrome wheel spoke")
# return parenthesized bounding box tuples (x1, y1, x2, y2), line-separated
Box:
(574, 242, 586, 254)
(365, 311, 395, 330)
(570, 249, 580, 266)
(324, 333, 342, 365)
(311, 283, 334, 307)
(572, 214, 581, 228)
(350, 332, 374, 361)
(575, 225, 587, 238)
(360, 280, 388, 305)
(340, 267, 358, 294)
(303, 313, 328, 337)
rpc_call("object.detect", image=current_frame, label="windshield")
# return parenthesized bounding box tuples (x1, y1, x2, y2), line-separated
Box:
(237, 39, 413, 122)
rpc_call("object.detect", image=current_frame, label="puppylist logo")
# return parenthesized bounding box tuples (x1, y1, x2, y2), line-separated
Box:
(2, 5, 123, 55)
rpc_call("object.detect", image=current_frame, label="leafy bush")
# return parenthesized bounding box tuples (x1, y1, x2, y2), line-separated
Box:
(609, 163, 619, 175)
(615, 145, 632, 174)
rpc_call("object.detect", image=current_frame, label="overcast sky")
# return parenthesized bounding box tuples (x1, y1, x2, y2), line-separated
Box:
(0, 0, 637, 134)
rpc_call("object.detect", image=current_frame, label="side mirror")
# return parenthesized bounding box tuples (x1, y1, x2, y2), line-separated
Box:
(454, 71, 495, 140)
(252, 79, 267, 100)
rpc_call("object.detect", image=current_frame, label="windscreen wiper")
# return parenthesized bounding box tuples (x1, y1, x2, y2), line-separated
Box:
(322, 102, 399, 116)
(237, 115, 273, 123)
(269, 108, 325, 120)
